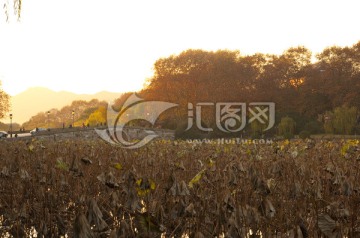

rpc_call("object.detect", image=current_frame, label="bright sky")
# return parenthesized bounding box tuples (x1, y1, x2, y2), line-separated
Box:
(0, 0, 360, 96)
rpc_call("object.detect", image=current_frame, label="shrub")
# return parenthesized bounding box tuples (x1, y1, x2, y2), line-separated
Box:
(323, 106, 358, 134)
(283, 132, 294, 140)
(299, 130, 311, 140)
(303, 120, 323, 134)
(250, 120, 266, 139)
(278, 116, 296, 137)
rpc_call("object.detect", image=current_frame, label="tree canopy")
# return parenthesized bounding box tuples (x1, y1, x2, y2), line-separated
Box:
(0, 82, 10, 119)
(22, 99, 107, 129)
(141, 42, 360, 135)
(3, 0, 21, 21)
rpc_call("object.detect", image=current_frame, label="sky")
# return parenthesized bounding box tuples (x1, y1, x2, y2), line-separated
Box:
(1, 0, 360, 96)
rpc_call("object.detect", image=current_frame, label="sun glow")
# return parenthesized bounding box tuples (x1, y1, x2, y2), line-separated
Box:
(1, 0, 360, 95)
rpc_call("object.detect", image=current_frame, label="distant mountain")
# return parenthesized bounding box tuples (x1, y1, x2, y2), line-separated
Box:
(7, 87, 122, 124)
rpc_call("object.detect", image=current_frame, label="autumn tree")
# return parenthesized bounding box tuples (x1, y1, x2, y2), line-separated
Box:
(0, 82, 10, 119)
(249, 120, 267, 139)
(22, 99, 107, 129)
(255, 47, 312, 114)
(113, 92, 134, 111)
(141, 41, 360, 135)
(0, 121, 20, 131)
(142, 49, 248, 129)
(85, 106, 107, 126)
(324, 106, 358, 134)
(278, 116, 296, 138)
(3, 0, 21, 21)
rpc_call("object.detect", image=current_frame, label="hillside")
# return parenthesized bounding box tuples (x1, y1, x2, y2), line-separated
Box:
(8, 87, 121, 124)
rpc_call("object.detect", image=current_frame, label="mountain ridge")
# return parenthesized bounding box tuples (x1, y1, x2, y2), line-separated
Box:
(6, 87, 122, 124)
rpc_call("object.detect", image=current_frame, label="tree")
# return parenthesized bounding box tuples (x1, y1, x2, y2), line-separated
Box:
(0, 82, 10, 119)
(113, 92, 134, 111)
(0, 121, 20, 131)
(250, 120, 267, 139)
(22, 99, 107, 129)
(278, 116, 296, 138)
(257, 47, 311, 114)
(315, 44, 360, 108)
(324, 106, 358, 134)
(142, 49, 245, 128)
(139, 42, 360, 137)
(85, 106, 106, 126)
(3, 0, 21, 21)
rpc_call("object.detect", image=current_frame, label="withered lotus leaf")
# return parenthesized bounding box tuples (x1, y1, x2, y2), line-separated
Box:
(0, 138, 359, 236)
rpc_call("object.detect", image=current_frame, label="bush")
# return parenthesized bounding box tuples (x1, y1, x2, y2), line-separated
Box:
(299, 130, 311, 140)
(278, 116, 296, 137)
(250, 120, 266, 139)
(303, 120, 323, 134)
(324, 106, 358, 134)
(283, 132, 294, 140)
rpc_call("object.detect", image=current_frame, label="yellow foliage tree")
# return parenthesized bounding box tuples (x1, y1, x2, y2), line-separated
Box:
(85, 106, 106, 126)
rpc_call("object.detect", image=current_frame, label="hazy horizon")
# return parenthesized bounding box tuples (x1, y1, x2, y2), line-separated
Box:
(1, 87, 122, 124)
(6, 86, 124, 97)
